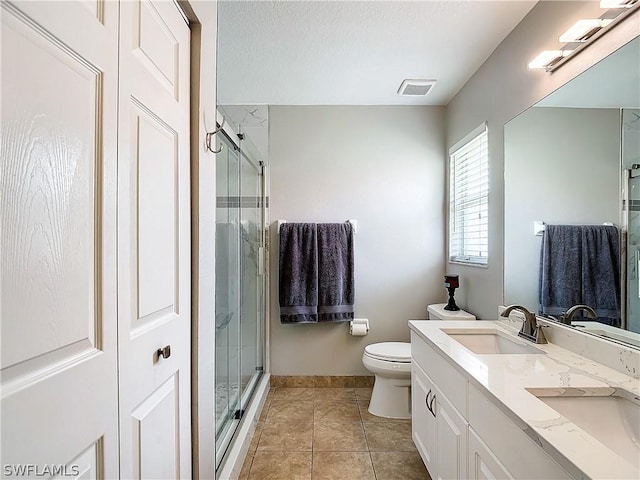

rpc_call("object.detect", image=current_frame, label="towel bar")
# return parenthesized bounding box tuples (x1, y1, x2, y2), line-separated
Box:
(534, 220, 615, 236)
(277, 219, 357, 234)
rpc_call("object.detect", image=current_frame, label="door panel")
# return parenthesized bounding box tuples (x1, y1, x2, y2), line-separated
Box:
(131, 375, 180, 479)
(134, 0, 179, 97)
(1, 1, 100, 372)
(134, 104, 178, 324)
(118, 1, 191, 478)
(1, 0, 119, 475)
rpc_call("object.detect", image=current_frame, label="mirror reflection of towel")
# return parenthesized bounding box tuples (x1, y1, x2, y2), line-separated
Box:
(539, 224, 620, 326)
(582, 225, 620, 325)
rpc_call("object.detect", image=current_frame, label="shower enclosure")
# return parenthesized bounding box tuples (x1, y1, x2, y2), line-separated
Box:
(623, 109, 640, 333)
(215, 119, 267, 468)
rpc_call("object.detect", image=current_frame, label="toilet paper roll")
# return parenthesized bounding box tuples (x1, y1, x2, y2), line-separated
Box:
(350, 323, 368, 336)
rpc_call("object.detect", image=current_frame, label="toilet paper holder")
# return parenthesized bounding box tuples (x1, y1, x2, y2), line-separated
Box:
(350, 318, 369, 335)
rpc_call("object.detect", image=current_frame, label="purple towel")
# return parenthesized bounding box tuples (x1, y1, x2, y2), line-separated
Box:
(538, 224, 621, 327)
(582, 225, 620, 326)
(539, 225, 582, 316)
(279, 223, 318, 323)
(279, 222, 355, 323)
(317, 223, 354, 322)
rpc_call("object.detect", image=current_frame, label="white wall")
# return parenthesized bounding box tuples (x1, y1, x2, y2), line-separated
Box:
(446, 1, 639, 319)
(504, 107, 620, 310)
(269, 106, 445, 375)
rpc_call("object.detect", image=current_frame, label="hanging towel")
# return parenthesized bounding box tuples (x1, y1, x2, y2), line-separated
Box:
(317, 223, 355, 322)
(582, 225, 621, 326)
(279, 223, 318, 323)
(538, 225, 583, 316)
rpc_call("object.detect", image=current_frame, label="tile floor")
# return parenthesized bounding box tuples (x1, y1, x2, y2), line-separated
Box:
(239, 387, 431, 479)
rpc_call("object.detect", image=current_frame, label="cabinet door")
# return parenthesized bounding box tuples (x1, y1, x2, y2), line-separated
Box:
(468, 427, 513, 480)
(412, 364, 438, 478)
(435, 385, 468, 480)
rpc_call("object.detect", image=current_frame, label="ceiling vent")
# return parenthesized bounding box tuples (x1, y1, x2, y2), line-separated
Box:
(397, 79, 437, 97)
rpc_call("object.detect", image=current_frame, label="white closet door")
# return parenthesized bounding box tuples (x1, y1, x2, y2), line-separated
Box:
(117, 1, 192, 478)
(1, 1, 119, 477)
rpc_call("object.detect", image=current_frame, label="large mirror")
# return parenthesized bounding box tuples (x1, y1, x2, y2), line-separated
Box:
(504, 36, 640, 348)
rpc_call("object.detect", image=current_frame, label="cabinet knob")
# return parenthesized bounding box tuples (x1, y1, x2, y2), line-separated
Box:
(157, 345, 171, 359)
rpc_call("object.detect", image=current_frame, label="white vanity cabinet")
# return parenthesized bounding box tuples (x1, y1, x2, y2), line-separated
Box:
(411, 329, 574, 480)
(411, 332, 468, 480)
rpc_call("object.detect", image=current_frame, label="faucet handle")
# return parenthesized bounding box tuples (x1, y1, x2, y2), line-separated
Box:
(533, 324, 548, 344)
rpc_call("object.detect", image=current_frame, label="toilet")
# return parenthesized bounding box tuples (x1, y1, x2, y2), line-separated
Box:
(362, 305, 475, 419)
(362, 342, 412, 419)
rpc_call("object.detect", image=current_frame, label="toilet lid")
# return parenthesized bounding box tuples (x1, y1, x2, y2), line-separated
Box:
(364, 342, 411, 362)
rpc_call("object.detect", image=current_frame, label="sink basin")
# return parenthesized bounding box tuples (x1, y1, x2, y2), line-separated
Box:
(527, 388, 640, 467)
(442, 329, 546, 355)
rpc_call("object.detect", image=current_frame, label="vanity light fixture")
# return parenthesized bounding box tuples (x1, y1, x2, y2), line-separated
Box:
(528, 1, 639, 71)
(559, 19, 613, 43)
(600, 0, 637, 8)
(527, 50, 573, 70)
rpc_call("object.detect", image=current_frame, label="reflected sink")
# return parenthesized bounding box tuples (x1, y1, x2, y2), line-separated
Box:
(527, 388, 640, 467)
(442, 329, 546, 355)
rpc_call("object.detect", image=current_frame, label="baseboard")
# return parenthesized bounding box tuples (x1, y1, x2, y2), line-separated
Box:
(270, 375, 374, 388)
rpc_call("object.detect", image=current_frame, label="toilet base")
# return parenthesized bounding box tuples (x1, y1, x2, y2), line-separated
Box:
(368, 375, 411, 419)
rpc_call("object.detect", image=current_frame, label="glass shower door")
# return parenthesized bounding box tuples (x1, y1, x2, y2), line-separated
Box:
(624, 109, 640, 333)
(214, 122, 267, 470)
(238, 128, 265, 410)
(215, 132, 242, 464)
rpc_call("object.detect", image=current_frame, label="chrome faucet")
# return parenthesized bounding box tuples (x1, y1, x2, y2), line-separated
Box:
(560, 304, 597, 325)
(500, 305, 548, 344)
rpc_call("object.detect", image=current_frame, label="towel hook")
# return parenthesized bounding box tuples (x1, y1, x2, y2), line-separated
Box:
(205, 118, 225, 154)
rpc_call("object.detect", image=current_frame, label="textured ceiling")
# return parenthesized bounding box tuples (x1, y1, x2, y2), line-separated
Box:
(217, 0, 537, 106)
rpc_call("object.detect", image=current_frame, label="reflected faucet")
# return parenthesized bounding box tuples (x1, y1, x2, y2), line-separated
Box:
(560, 304, 597, 325)
(500, 305, 548, 344)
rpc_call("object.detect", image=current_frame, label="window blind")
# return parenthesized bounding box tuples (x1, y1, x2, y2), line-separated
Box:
(449, 124, 488, 266)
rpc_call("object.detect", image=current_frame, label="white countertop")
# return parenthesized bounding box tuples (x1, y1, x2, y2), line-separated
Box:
(408, 320, 640, 480)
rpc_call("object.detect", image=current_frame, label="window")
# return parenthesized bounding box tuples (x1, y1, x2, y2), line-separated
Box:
(449, 123, 488, 266)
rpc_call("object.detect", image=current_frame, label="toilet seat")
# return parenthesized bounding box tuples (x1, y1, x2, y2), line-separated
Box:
(364, 342, 411, 363)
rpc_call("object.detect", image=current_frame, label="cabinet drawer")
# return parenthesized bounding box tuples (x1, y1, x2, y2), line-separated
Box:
(411, 331, 468, 418)
(469, 384, 572, 480)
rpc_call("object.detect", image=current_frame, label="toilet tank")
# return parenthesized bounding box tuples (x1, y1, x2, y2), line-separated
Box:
(427, 303, 476, 320)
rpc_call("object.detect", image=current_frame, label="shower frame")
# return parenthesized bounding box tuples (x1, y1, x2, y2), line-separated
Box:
(214, 113, 268, 470)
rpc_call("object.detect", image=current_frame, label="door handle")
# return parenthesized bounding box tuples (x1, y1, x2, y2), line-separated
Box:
(157, 345, 171, 359)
